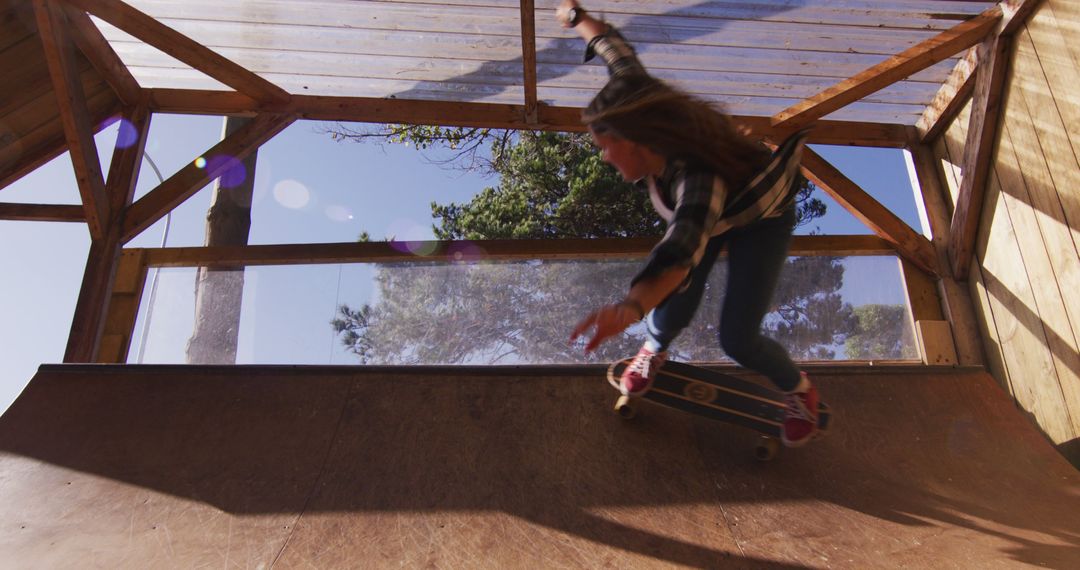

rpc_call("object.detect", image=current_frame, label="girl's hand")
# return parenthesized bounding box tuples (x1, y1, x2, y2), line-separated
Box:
(555, 0, 582, 28)
(569, 301, 642, 353)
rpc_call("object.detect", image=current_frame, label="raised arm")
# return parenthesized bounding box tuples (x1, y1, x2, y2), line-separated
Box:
(555, 0, 607, 42)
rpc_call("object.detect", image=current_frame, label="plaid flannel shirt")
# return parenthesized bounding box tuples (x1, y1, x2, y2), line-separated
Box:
(585, 27, 809, 285)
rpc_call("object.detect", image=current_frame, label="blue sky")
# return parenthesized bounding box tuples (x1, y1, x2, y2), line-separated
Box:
(0, 116, 922, 413)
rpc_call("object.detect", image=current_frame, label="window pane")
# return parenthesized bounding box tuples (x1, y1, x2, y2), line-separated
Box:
(129, 255, 917, 365)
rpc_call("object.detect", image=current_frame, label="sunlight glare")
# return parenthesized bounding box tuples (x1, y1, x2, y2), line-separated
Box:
(273, 179, 310, 209)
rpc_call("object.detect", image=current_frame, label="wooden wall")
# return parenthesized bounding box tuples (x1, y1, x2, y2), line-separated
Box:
(932, 0, 1080, 465)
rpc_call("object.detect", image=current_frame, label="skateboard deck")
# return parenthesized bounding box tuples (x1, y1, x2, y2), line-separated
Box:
(607, 358, 830, 460)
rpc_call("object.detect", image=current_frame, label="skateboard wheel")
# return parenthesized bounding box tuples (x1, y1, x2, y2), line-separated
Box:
(614, 395, 636, 419)
(755, 437, 779, 461)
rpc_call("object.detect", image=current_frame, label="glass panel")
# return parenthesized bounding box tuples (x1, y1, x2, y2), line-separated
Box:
(129, 255, 917, 365)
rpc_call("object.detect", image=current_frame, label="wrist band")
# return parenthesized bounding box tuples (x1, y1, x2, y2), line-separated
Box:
(569, 7, 586, 27)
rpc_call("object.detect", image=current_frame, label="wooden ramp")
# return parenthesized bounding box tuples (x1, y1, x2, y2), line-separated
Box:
(1, 365, 1078, 569)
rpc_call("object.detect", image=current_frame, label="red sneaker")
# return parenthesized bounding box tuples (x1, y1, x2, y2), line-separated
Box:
(782, 374, 820, 447)
(620, 346, 667, 396)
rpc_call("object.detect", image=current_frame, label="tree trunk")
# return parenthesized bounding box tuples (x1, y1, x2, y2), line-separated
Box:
(186, 117, 258, 364)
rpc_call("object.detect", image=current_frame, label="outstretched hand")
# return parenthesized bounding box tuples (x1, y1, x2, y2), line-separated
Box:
(570, 302, 641, 353)
(555, 0, 582, 28)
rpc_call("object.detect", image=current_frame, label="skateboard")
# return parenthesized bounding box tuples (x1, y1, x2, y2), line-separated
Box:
(607, 358, 830, 461)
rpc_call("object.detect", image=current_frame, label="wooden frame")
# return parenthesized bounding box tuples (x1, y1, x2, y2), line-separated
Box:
(140, 234, 895, 268)
(771, 5, 1003, 129)
(98, 234, 898, 363)
(34, 0, 110, 239)
(121, 112, 296, 242)
(60, 0, 289, 104)
(948, 0, 1042, 280)
(3, 1, 1046, 365)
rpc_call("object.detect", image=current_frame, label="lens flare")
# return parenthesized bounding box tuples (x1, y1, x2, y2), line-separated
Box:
(325, 205, 353, 222)
(385, 219, 438, 256)
(273, 179, 310, 209)
(98, 116, 139, 149)
(406, 241, 439, 256)
(448, 242, 486, 263)
(194, 156, 207, 169)
(115, 119, 139, 149)
(204, 154, 247, 188)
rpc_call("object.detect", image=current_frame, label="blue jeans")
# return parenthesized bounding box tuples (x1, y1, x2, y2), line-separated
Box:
(644, 207, 801, 392)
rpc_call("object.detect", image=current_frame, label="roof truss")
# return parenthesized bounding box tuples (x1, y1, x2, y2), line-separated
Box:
(0, 1, 1040, 285)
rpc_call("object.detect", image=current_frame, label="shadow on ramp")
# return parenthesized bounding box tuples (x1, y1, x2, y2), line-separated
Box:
(1, 365, 1078, 568)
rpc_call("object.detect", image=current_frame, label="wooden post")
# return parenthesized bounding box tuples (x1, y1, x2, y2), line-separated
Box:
(66, 106, 151, 362)
(905, 140, 986, 367)
(97, 248, 148, 363)
(898, 257, 956, 366)
(64, 228, 121, 362)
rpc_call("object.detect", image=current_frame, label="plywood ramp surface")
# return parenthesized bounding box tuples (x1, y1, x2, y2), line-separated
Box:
(1, 365, 1078, 569)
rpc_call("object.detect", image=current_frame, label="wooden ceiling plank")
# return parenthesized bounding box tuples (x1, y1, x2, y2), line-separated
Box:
(0, 203, 86, 222)
(34, 0, 110, 239)
(0, 1, 36, 53)
(799, 146, 939, 275)
(0, 86, 121, 193)
(519, 0, 538, 124)
(60, 0, 289, 105)
(121, 112, 296, 243)
(61, 2, 141, 106)
(917, 46, 979, 143)
(770, 4, 1002, 129)
(948, 34, 1014, 280)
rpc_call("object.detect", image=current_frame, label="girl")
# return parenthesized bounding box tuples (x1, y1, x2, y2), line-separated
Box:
(560, 0, 822, 446)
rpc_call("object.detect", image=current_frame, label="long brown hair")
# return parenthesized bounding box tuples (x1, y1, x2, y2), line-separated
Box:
(582, 74, 770, 189)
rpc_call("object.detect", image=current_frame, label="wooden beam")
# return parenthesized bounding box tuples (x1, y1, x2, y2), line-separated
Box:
(519, 0, 538, 124)
(906, 139, 986, 366)
(1000, 0, 1043, 37)
(64, 106, 149, 363)
(122, 112, 295, 242)
(799, 147, 939, 276)
(771, 5, 1002, 130)
(917, 1, 1041, 144)
(0, 91, 121, 193)
(144, 89, 911, 148)
(0, 202, 86, 222)
(61, 2, 141, 106)
(64, 224, 121, 362)
(916, 46, 979, 143)
(34, 0, 110, 239)
(103, 104, 150, 214)
(139, 235, 895, 269)
(97, 248, 147, 363)
(60, 0, 289, 105)
(948, 33, 1012, 280)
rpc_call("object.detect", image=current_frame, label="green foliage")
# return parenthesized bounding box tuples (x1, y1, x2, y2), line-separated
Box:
(432, 131, 660, 240)
(844, 304, 918, 360)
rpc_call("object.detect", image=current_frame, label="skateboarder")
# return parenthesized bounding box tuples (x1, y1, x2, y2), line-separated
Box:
(559, 0, 822, 447)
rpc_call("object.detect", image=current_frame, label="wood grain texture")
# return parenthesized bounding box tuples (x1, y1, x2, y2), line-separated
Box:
(1, 364, 1078, 567)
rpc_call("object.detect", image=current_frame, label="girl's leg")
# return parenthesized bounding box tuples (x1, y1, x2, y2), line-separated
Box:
(718, 208, 802, 392)
(644, 236, 725, 352)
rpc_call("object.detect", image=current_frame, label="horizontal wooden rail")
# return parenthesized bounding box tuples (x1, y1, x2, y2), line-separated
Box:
(0, 202, 86, 222)
(145, 89, 911, 148)
(138, 235, 896, 268)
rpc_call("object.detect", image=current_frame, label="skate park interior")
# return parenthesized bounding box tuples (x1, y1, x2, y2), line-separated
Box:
(2, 1, 1080, 567)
